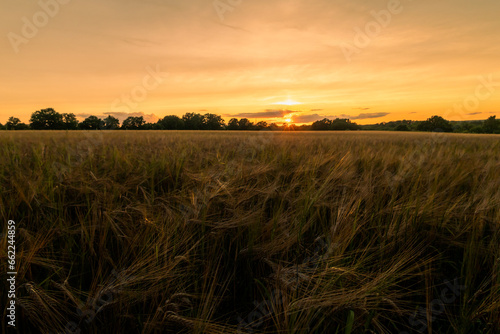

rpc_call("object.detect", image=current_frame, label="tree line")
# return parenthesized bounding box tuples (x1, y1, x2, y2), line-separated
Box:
(1, 108, 499, 134)
(0, 108, 361, 131)
(363, 115, 500, 134)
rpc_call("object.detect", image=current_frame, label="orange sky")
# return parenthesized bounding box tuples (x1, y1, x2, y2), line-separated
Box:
(1, 0, 499, 125)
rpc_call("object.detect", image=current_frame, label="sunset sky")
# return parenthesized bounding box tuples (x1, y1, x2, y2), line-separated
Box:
(1, 0, 499, 125)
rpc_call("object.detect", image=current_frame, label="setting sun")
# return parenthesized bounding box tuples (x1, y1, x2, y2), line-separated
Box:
(273, 99, 302, 106)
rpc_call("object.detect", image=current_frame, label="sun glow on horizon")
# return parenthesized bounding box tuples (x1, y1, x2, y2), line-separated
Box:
(273, 98, 302, 106)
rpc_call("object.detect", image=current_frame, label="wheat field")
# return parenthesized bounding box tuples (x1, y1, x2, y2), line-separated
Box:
(1, 131, 499, 333)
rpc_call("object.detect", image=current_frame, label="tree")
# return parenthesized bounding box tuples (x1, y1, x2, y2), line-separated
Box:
(122, 116, 145, 130)
(311, 118, 332, 130)
(6, 117, 29, 130)
(483, 115, 500, 134)
(417, 115, 453, 132)
(30, 108, 64, 130)
(182, 113, 205, 130)
(331, 118, 359, 130)
(311, 118, 359, 131)
(269, 123, 280, 131)
(157, 115, 184, 130)
(103, 115, 120, 130)
(142, 123, 155, 130)
(62, 113, 79, 130)
(394, 124, 410, 131)
(238, 118, 253, 130)
(255, 121, 269, 130)
(6, 117, 21, 130)
(227, 118, 239, 130)
(203, 113, 225, 130)
(0, 123, 4, 130)
(79, 116, 103, 130)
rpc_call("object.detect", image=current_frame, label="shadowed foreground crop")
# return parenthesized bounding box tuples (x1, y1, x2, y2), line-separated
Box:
(1, 131, 499, 333)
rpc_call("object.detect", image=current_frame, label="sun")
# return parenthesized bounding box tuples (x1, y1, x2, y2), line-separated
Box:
(273, 98, 302, 106)
(283, 112, 294, 123)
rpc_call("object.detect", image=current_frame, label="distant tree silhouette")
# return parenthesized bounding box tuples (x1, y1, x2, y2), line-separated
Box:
(7, 109, 500, 134)
(269, 123, 280, 131)
(238, 118, 253, 130)
(6, 117, 29, 130)
(483, 115, 500, 134)
(255, 121, 269, 130)
(182, 113, 205, 130)
(157, 115, 184, 130)
(311, 118, 332, 130)
(122, 116, 145, 130)
(103, 115, 120, 130)
(0, 122, 4, 130)
(141, 122, 156, 130)
(331, 118, 359, 130)
(227, 118, 239, 130)
(311, 118, 359, 130)
(203, 113, 225, 130)
(361, 120, 414, 131)
(6, 117, 21, 130)
(79, 116, 104, 130)
(62, 113, 79, 130)
(30, 108, 65, 130)
(417, 115, 453, 132)
(394, 124, 410, 131)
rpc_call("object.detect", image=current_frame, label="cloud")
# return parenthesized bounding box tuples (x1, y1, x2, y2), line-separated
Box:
(292, 114, 336, 123)
(352, 107, 371, 111)
(231, 109, 298, 118)
(467, 112, 481, 115)
(347, 112, 390, 120)
(311, 109, 323, 112)
(292, 112, 390, 123)
(76, 111, 159, 123)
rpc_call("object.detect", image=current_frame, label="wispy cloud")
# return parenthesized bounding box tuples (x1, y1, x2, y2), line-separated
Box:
(292, 114, 332, 123)
(347, 112, 390, 120)
(232, 109, 298, 118)
(292, 112, 390, 123)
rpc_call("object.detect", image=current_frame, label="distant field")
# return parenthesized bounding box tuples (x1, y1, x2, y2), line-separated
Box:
(1, 131, 499, 333)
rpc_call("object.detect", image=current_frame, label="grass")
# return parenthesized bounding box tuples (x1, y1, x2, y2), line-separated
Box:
(1, 130, 499, 333)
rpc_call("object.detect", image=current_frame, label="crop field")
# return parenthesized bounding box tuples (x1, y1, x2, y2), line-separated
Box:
(1, 130, 499, 333)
